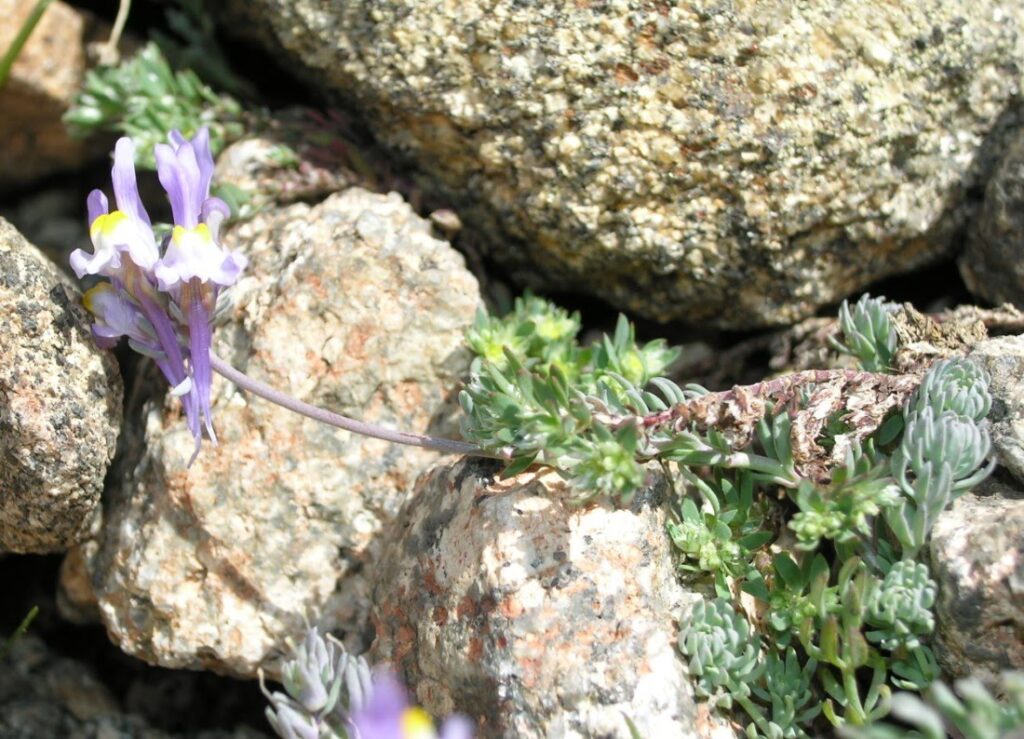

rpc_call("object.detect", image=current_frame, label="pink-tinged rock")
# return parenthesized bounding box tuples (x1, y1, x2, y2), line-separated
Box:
(76, 188, 482, 675)
(370, 458, 714, 738)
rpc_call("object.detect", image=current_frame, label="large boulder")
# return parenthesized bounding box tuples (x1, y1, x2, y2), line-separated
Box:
(217, 0, 1023, 327)
(74, 189, 482, 675)
(0, 218, 121, 553)
(370, 458, 711, 738)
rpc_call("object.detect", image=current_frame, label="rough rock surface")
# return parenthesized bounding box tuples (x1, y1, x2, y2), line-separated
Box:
(0, 635, 266, 739)
(0, 218, 122, 553)
(968, 336, 1024, 486)
(370, 458, 708, 739)
(0, 0, 109, 192)
(218, 0, 1023, 327)
(962, 124, 1024, 307)
(930, 477, 1024, 683)
(79, 189, 481, 675)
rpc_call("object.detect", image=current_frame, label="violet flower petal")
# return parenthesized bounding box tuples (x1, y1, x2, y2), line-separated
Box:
(155, 224, 247, 288)
(155, 142, 199, 228)
(82, 283, 155, 347)
(200, 196, 231, 242)
(350, 672, 409, 739)
(111, 137, 152, 227)
(193, 127, 215, 201)
(86, 189, 109, 227)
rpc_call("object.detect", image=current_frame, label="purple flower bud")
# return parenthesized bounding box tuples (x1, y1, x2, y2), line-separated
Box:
(81, 282, 157, 352)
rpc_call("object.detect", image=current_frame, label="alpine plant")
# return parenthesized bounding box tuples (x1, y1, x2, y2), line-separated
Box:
(72, 129, 246, 463)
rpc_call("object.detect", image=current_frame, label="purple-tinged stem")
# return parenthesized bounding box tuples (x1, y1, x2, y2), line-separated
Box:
(209, 353, 506, 459)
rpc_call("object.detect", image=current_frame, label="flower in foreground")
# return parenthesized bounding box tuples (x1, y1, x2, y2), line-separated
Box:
(71, 129, 247, 463)
(350, 671, 474, 739)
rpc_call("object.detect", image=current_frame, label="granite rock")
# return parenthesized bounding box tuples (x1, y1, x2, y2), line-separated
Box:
(929, 477, 1024, 683)
(0, 218, 122, 553)
(79, 188, 482, 675)
(218, 0, 1023, 327)
(968, 335, 1024, 486)
(0, 0, 110, 193)
(962, 124, 1024, 307)
(370, 458, 711, 739)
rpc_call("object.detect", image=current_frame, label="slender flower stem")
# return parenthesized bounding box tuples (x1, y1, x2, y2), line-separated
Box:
(209, 353, 507, 459)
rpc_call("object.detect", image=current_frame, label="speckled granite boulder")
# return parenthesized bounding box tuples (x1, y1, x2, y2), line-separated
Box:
(370, 458, 710, 738)
(217, 0, 1023, 327)
(77, 189, 481, 675)
(929, 478, 1024, 683)
(962, 125, 1024, 307)
(968, 336, 1024, 486)
(0, 636, 266, 739)
(0, 0, 110, 193)
(0, 218, 121, 553)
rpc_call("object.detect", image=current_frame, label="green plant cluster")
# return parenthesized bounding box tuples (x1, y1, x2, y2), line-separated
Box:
(64, 42, 244, 169)
(460, 292, 678, 503)
(460, 293, 1000, 736)
(673, 300, 993, 736)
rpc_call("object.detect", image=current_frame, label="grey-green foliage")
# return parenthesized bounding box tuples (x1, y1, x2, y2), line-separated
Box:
(459, 292, 678, 502)
(863, 561, 936, 652)
(260, 628, 372, 739)
(680, 598, 764, 709)
(832, 295, 898, 372)
(461, 292, 997, 737)
(843, 672, 1024, 739)
(64, 43, 244, 169)
(885, 359, 994, 556)
(681, 599, 819, 739)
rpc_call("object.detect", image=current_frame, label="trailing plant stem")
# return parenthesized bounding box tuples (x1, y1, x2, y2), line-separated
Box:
(210, 354, 506, 458)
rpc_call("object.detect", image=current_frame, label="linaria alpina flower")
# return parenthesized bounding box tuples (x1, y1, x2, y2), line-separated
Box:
(74, 133, 486, 466)
(350, 672, 474, 739)
(70, 129, 247, 463)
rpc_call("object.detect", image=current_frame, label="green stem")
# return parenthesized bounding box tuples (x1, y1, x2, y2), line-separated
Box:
(0, 606, 39, 660)
(841, 665, 868, 725)
(735, 692, 775, 737)
(0, 0, 53, 91)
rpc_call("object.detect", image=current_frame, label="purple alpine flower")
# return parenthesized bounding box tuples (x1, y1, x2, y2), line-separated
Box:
(151, 128, 248, 454)
(350, 671, 474, 739)
(75, 131, 488, 468)
(73, 128, 245, 463)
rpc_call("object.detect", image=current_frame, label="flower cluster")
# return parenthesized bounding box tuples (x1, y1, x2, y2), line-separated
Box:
(261, 628, 473, 739)
(71, 129, 247, 462)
